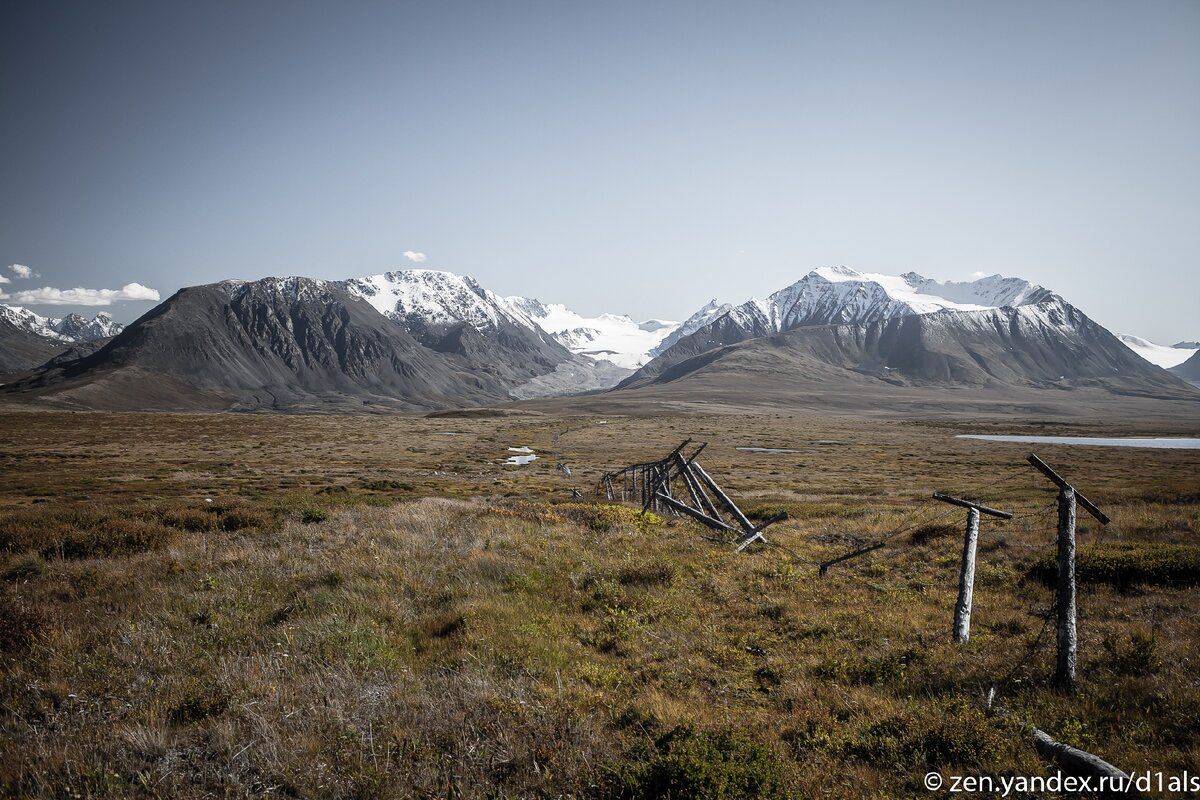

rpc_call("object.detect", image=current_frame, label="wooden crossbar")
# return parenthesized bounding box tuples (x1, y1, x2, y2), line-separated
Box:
(932, 492, 1013, 520)
(1026, 454, 1110, 525)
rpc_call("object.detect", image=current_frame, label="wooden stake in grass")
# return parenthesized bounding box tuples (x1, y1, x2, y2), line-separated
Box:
(932, 492, 1012, 644)
(1026, 454, 1110, 694)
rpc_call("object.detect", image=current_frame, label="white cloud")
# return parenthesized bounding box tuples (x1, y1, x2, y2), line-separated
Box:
(403, 251, 428, 263)
(8, 264, 36, 279)
(0, 275, 8, 285)
(0, 282, 161, 306)
(969, 271, 987, 279)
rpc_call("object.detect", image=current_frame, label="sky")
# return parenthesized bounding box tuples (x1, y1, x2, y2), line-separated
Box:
(1, 0, 1197, 342)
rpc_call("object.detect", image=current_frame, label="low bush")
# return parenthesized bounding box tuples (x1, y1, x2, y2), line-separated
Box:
(816, 650, 921, 687)
(617, 559, 677, 587)
(911, 523, 958, 545)
(1032, 543, 1200, 588)
(300, 508, 329, 524)
(611, 726, 785, 800)
(0, 507, 172, 559)
(839, 705, 1008, 772)
(487, 501, 663, 533)
(2, 553, 46, 582)
(0, 590, 50, 653)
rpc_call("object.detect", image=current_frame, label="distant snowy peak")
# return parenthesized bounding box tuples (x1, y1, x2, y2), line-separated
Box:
(341, 270, 529, 333)
(499, 296, 681, 370)
(651, 299, 733, 355)
(336, 269, 677, 369)
(765, 266, 1055, 330)
(0, 304, 123, 343)
(1116, 334, 1199, 369)
(52, 312, 123, 342)
(1, 305, 67, 341)
(673, 266, 1059, 341)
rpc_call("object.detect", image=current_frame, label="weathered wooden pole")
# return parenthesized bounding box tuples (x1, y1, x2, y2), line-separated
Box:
(954, 507, 981, 643)
(932, 492, 1012, 644)
(1026, 454, 1107, 695)
(1056, 485, 1078, 693)
(692, 462, 754, 532)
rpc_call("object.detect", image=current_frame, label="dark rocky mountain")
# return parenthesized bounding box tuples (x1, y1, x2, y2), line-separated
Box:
(1, 277, 533, 411)
(36, 339, 113, 370)
(340, 270, 571, 386)
(618, 301, 1198, 403)
(1171, 350, 1200, 388)
(0, 316, 67, 382)
(615, 267, 1198, 413)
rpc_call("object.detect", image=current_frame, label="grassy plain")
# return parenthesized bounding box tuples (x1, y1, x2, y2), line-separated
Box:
(1, 407, 1198, 798)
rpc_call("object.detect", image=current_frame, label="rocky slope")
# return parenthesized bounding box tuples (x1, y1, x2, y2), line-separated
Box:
(2, 278, 524, 411)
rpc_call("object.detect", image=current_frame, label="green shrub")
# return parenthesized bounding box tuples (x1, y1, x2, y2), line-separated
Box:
(158, 507, 219, 532)
(911, 523, 958, 545)
(618, 559, 677, 587)
(2, 553, 46, 582)
(301, 508, 329, 524)
(611, 727, 785, 800)
(816, 650, 920, 686)
(840, 704, 1007, 771)
(0, 507, 173, 559)
(1102, 631, 1160, 676)
(219, 507, 275, 531)
(1032, 543, 1200, 588)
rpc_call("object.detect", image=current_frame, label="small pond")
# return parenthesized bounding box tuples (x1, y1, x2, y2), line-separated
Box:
(958, 435, 1200, 450)
(504, 446, 538, 465)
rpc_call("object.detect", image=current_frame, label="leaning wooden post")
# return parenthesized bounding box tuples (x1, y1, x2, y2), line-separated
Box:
(691, 462, 754, 532)
(1026, 454, 1109, 695)
(955, 507, 981, 643)
(1056, 485, 1078, 693)
(932, 492, 1012, 643)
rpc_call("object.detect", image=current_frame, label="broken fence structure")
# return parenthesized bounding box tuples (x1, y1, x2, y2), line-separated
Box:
(600, 439, 787, 552)
(601, 444, 1115, 693)
(597, 443, 1129, 774)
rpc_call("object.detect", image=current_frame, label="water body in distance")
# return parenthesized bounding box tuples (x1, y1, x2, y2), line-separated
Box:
(737, 447, 803, 454)
(505, 446, 538, 465)
(958, 436, 1200, 450)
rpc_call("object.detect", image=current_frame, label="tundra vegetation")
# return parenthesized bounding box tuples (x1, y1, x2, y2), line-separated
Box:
(1, 409, 1197, 798)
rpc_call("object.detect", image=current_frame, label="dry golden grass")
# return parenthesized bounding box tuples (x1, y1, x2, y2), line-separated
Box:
(1, 408, 1198, 797)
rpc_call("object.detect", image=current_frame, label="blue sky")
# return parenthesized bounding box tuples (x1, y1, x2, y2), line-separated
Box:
(1, 0, 1197, 342)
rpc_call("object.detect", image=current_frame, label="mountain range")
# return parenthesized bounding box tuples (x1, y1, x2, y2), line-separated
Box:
(0, 306, 124, 381)
(1, 266, 1196, 413)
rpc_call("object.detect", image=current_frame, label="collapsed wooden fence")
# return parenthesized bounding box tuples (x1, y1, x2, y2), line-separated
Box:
(599, 439, 787, 552)
(594, 439, 1128, 778)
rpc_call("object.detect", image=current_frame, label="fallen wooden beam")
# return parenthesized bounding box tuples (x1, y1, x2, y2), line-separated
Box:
(733, 511, 788, 552)
(987, 690, 1136, 792)
(691, 462, 754, 532)
(655, 493, 740, 534)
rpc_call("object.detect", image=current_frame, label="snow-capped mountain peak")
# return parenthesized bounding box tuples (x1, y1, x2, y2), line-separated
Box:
(341, 269, 526, 333)
(1, 304, 123, 343)
(665, 266, 1059, 345)
(764, 266, 1054, 330)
